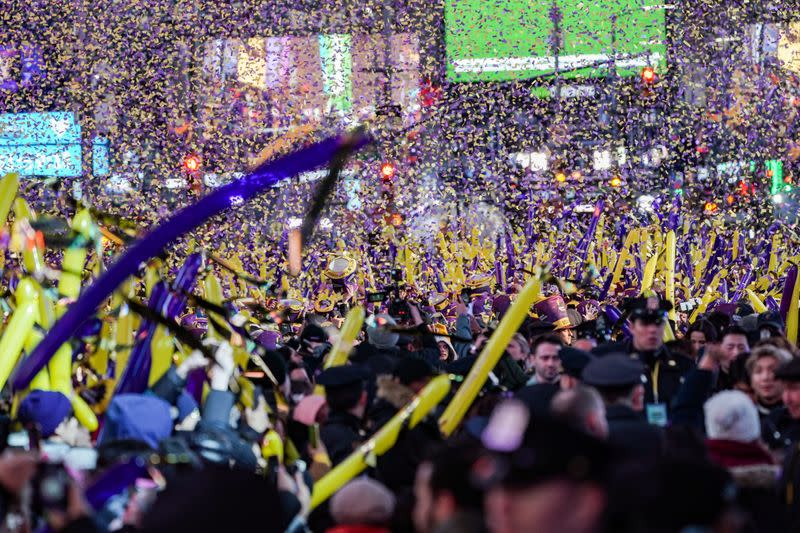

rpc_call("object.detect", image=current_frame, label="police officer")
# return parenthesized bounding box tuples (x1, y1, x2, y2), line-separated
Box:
(558, 346, 594, 390)
(582, 354, 664, 457)
(316, 365, 370, 466)
(594, 296, 693, 420)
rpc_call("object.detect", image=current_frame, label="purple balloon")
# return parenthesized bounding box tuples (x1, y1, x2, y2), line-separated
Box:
(12, 132, 370, 391)
(116, 253, 203, 395)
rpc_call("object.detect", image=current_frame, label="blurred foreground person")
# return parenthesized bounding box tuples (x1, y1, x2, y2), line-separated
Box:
(704, 390, 786, 532)
(478, 400, 612, 533)
(327, 477, 395, 533)
(413, 442, 485, 533)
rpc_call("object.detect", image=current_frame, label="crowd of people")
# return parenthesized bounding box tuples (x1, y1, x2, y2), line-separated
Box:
(2, 161, 800, 533)
(3, 259, 800, 533)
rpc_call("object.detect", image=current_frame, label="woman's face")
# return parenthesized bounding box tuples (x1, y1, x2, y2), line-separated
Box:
(506, 339, 525, 362)
(689, 331, 706, 356)
(438, 341, 451, 361)
(751, 356, 783, 404)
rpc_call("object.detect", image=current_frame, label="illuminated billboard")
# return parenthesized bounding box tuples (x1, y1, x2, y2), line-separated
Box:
(0, 112, 82, 177)
(445, 0, 667, 82)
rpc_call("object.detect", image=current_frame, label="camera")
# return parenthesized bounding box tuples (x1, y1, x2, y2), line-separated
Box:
(366, 291, 387, 303)
(388, 299, 411, 322)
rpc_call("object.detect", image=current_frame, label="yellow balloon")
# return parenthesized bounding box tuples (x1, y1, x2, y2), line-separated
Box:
(439, 273, 543, 437)
(24, 329, 51, 391)
(746, 289, 768, 314)
(59, 246, 87, 300)
(48, 344, 73, 396)
(323, 306, 364, 370)
(71, 395, 99, 432)
(786, 272, 800, 345)
(640, 255, 658, 295)
(204, 275, 227, 340)
(665, 230, 677, 321)
(89, 321, 113, 376)
(148, 325, 175, 387)
(0, 173, 19, 226)
(0, 299, 38, 391)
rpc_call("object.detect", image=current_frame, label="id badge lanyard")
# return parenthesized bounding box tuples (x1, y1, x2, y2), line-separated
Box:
(651, 360, 661, 404)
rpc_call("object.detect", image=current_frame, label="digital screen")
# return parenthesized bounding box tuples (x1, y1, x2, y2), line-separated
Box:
(0, 112, 82, 177)
(202, 32, 420, 130)
(445, 0, 667, 82)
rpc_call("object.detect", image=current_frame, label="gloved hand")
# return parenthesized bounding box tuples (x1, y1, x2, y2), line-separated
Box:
(244, 395, 270, 434)
(209, 341, 235, 391)
(176, 349, 209, 380)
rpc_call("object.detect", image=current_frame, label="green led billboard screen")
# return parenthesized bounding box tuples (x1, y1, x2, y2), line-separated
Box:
(445, 0, 667, 82)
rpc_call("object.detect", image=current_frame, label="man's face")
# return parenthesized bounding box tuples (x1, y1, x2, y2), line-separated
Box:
(485, 480, 605, 533)
(556, 329, 574, 346)
(720, 334, 749, 367)
(413, 463, 435, 533)
(630, 318, 664, 352)
(529, 342, 561, 383)
(783, 381, 800, 420)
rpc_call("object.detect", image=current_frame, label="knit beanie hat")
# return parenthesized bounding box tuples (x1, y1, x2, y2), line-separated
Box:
(704, 390, 760, 443)
(330, 477, 396, 525)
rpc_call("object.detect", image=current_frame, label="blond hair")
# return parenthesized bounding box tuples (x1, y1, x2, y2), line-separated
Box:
(745, 344, 793, 378)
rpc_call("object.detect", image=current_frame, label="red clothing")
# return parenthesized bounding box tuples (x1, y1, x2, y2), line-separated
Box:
(705, 438, 775, 468)
(326, 525, 391, 533)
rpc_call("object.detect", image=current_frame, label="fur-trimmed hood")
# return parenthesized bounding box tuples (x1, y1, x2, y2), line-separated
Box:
(376, 375, 415, 409)
(729, 464, 781, 490)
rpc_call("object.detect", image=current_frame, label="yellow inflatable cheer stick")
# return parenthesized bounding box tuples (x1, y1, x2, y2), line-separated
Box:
(323, 306, 364, 370)
(0, 279, 39, 391)
(89, 320, 113, 376)
(690, 283, 719, 323)
(787, 273, 800, 345)
(148, 325, 175, 387)
(24, 329, 51, 391)
(439, 273, 543, 437)
(204, 274, 227, 341)
(112, 305, 135, 383)
(746, 289, 768, 314)
(0, 173, 19, 225)
(312, 307, 366, 394)
(665, 230, 676, 321)
(609, 230, 637, 293)
(144, 260, 162, 298)
(58, 209, 93, 300)
(769, 232, 781, 275)
(13, 197, 34, 221)
(640, 254, 658, 295)
(50, 214, 98, 429)
(23, 283, 57, 391)
(310, 374, 451, 510)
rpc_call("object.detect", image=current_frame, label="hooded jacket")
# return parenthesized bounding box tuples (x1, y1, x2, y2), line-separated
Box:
(707, 438, 786, 532)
